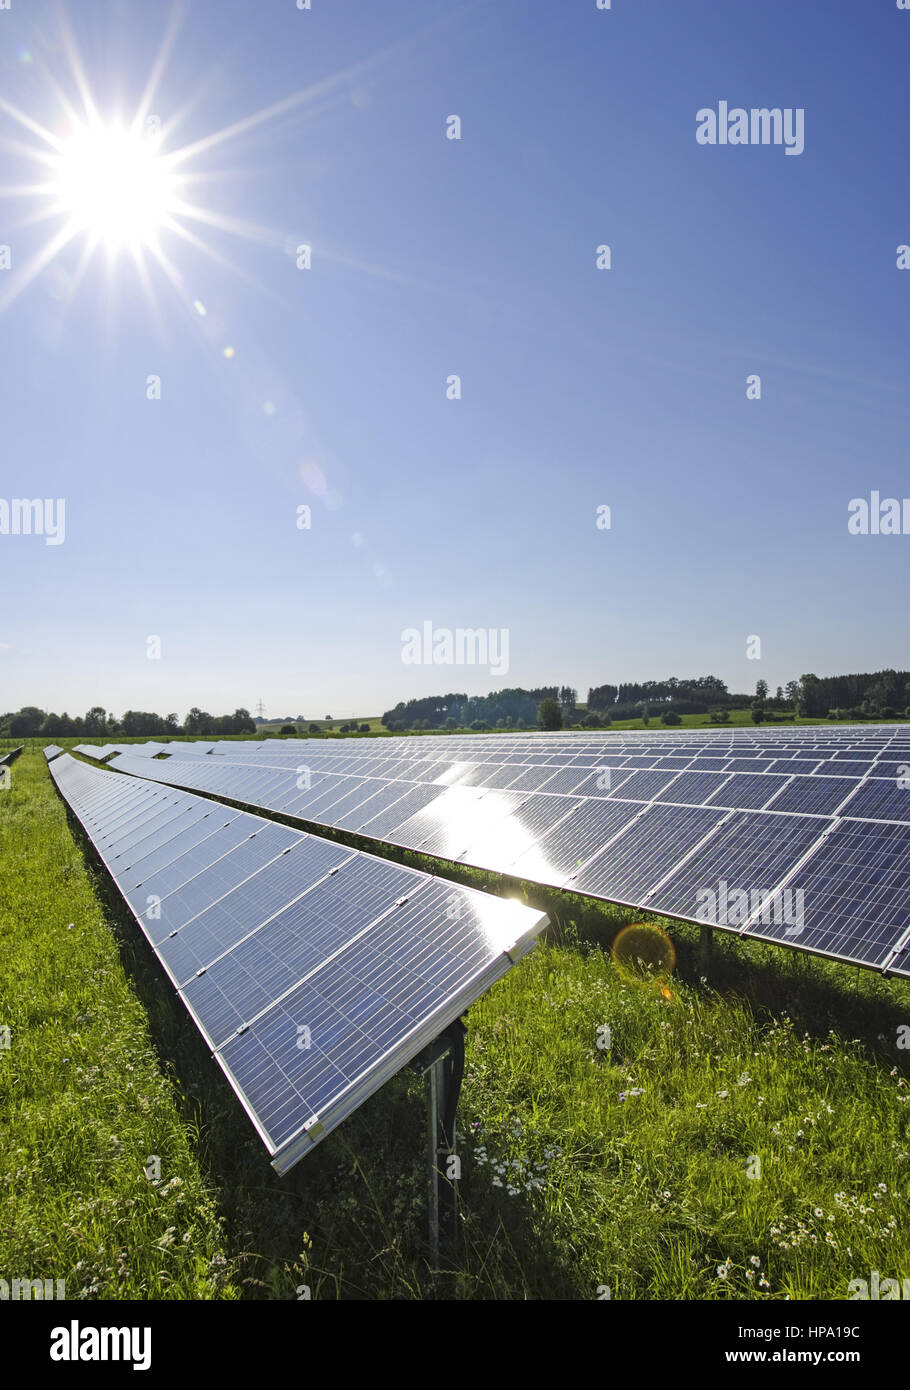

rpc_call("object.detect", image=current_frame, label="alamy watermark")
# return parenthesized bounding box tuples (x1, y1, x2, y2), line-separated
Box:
(847, 491, 910, 535)
(848, 1269, 910, 1300)
(0, 498, 65, 545)
(1, 1276, 66, 1299)
(695, 879, 805, 937)
(401, 621, 509, 677)
(696, 102, 805, 156)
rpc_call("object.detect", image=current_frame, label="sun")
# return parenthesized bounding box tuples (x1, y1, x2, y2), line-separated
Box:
(49, 121, 177, 252)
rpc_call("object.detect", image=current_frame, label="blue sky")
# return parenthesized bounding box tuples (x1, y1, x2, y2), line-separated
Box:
(1, 0, 908, 721)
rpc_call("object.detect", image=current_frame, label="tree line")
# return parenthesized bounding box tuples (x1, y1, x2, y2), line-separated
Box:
(5, 670, 908, 741)
(0, 705, 258, 739)
(381, 687, 579, 731)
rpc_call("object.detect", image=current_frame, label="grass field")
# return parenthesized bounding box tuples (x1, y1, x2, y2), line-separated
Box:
(2, 745, 909, 1299)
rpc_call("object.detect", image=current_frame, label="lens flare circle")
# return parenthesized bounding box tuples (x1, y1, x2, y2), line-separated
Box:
(611, 922, 677, 993)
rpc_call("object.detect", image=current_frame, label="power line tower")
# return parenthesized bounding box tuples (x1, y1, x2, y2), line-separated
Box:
(255, 696, 266, 722)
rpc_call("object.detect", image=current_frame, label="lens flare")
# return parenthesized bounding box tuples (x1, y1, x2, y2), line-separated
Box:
(611, 922, 677, 995)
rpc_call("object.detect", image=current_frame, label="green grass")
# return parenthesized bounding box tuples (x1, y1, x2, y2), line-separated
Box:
(2, 748, 909, 1299)
(0, 750, 239, 1298)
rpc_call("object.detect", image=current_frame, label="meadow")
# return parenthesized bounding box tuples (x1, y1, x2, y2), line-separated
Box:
(1, 742, 908, 1299)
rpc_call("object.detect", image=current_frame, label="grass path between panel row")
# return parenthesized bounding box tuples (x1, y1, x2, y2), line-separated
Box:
(2, 746, 909, 1298)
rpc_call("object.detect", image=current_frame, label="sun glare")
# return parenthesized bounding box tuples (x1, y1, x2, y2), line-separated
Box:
(50, 122, 176, 252)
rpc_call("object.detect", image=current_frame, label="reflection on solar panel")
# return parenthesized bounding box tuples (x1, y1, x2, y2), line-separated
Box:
(99, 724, 910, 977)
(51, 754, 547, 1173)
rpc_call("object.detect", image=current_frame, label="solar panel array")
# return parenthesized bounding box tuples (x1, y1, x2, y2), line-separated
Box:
(42, 745, 64, 761)
(50, 753, 547, 1173)
(100, 726, 910, 977)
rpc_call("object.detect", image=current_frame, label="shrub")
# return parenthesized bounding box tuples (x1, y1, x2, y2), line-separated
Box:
(661, 710, 682, 725)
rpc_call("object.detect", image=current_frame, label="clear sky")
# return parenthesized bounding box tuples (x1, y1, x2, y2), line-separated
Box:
(1, 0, 908, 722)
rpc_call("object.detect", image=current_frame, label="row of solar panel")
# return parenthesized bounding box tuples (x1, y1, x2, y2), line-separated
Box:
(102, 747, 910, 978)
(50, 754, 547, 1174)
(112, 748, 910, 822)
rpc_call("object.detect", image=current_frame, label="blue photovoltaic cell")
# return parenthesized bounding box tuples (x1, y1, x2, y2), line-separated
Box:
(536, 766, 598, 796)
(654, 770, 731, 805)
(216, 880, 538, 1155)
(508, 796, 643, 884)
(745, 819, 910, 967)
(459, 792, 580, 871)
(140, 822, 303, 940)
(569, 767, 635, 799)
(833, 778, 910, 824)
(704, 773, 785, 811)
(723, 758, 773, 774)
(119, 811, 240, 886)
(105, 803, 215, 864)
(496, 766, 557, 793)
(761, 776, 857, 818)
(122, 816, 254, 904)
(330, 782, 417, 831)
(159, 837, 355, 987)
(605, 769, 680, 802)
(569, 803, 725, 902)
(646, 812, 827, 923)
(766, 759, 823, 775)
(357, 785, 443, 838)
(181, 856, 423, 1047)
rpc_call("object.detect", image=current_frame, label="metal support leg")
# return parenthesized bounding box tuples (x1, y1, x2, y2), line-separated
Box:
(411, 1020, 466, 1272)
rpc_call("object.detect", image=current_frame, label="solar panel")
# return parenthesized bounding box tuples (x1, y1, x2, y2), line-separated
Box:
(50, 754, 547, 1173)
(744, 819, 910, 969)
(96, 725, 910, 979)
(43, 745, 64, 761)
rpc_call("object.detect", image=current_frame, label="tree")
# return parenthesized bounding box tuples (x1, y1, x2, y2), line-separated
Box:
(587, 685, 618, 711)
(184, 707, 215, 736)
(755, 679, 769, 704)
(538, 698, 562, 731)
(232, 708, 256, 735)
(3, 706, 44, 736)
(637, 701, 650, 726)
(751, 705, 765, 723)
(279, 724, 297, 736)
(558, 686, 577, 721)
(359, 723, 370, 733)
(661, 709, 682, 725)
(308, 724, 320, 734)
(83, 706, 109, 735)
(784, 680, 801, 711)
